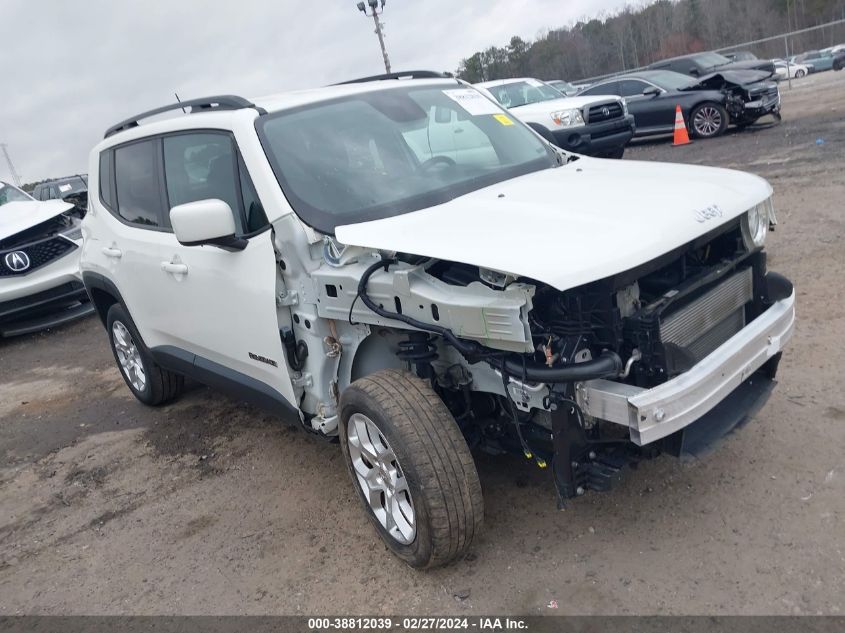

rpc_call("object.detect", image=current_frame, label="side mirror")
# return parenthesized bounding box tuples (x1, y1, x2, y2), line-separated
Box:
(643, 86, 661, 97)
(170, 199, 246, 251)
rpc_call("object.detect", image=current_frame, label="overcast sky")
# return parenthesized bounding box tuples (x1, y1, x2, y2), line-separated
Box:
(1, 0, 632, 184)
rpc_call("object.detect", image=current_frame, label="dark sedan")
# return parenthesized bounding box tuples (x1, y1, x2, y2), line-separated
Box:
(578, 70, 780, 139)
(648, 51, 775, 77)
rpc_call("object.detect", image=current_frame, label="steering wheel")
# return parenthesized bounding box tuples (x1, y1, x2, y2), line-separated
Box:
(418, 155, 457, 171)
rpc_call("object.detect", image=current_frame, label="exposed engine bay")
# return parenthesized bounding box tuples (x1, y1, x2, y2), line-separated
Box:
(265, 207, 791, 505)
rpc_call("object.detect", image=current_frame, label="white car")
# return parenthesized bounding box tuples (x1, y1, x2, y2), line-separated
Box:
(773, 60, 811, 79)
(0, 180, 92, 336)
(81, 73, 795, 568)
(474, 77, 635, 158)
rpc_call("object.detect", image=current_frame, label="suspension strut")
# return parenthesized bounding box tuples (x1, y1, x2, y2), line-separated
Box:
(397, 332, 438, 379)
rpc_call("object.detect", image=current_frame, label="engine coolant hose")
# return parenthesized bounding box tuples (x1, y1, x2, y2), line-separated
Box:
(501, 351, 622, 383)
(355, 257, 623, 383)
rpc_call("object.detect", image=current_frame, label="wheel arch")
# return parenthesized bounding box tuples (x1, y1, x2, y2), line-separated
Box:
(82, 271, 126, 328)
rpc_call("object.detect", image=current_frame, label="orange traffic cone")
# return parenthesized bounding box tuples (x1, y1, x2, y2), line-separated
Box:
(672, 105, 692, 146)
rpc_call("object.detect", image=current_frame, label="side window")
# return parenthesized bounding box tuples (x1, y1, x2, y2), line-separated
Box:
(237, 155, 269, 234)
(114, 140, 164, 227)
(99, 151, 115, 209)
(618, 80, 649, 97)
(163, 132, 267, 236)
(581, 81, 619, 96)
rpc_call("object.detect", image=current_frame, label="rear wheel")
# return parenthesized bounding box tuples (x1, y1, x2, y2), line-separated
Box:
(106, 304, 184, 406)
(690, 102, 728, 138)
(795, 68, 807, 78)
(339, 369, 484, 568)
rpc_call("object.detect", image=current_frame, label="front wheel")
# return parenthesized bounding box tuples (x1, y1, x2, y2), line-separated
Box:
(690, 103, 729, 138)
(339, 369, 484, 568)
(795, 68, 807, 78)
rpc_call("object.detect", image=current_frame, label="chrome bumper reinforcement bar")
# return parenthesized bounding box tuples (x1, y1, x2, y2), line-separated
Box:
(577, 291, 795, 446)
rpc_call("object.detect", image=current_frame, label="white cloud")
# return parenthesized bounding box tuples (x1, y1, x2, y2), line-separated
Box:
(0, 0, 629, 183)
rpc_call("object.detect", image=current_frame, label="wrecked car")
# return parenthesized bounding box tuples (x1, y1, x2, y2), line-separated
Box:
(81, 72, 795, 568)
(0, 180, 92, 336)
(580, 69, 781, 138)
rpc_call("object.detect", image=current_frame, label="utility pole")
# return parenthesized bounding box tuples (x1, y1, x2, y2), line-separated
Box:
(1, 144, 22, 187)
(356, 0, 391, 73)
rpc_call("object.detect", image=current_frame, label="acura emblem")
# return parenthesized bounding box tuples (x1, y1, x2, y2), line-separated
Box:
(4, 251, 30, 272)
(601, 106, 610, 117)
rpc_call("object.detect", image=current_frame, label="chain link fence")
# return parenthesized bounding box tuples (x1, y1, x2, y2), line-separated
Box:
(576, 18, 845, 87)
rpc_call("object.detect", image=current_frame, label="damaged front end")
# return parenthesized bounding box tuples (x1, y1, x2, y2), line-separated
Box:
(686, 70, 781, 124)
(313, 211, 794, 507)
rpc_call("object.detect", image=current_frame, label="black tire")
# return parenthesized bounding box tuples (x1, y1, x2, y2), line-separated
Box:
(106, 303, 184, 406)
(339, 369, 484, 569)
(795, 68, 807, 78)
(689, 102, 729, 139)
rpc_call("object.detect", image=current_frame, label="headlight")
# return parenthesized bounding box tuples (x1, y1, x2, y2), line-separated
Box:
(550, 109, 584, 127)
(741, 199, 773, 250)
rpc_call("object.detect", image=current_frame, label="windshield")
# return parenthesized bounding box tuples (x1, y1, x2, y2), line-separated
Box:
(484, 80, 563, 108)
(0, 181, 34, 207)
(692, 52, 732, 69)
(257, 83, 557, 233)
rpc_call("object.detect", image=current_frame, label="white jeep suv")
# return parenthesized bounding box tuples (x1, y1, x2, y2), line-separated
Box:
(81, 72, 795, 568)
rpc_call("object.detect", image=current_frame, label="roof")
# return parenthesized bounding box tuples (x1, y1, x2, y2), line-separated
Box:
(100, 76, 463, 143)
(251, 77, 460, 113)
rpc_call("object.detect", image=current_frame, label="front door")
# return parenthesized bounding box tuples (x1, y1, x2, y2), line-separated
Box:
(152, 131, 295, 406)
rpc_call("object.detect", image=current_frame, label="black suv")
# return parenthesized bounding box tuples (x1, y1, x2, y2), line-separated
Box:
(649, 51, 775, 77)
(31, 175, 88, 208)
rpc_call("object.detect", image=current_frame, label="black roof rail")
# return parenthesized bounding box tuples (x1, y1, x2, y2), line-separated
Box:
(334, 70, 455, 85)
(104, 95, 266, 139)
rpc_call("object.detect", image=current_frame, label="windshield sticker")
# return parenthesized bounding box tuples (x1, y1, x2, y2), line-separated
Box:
(442, 89, 502, 116)
(58, 184, 72, 193)
(493, 113, 514, 126)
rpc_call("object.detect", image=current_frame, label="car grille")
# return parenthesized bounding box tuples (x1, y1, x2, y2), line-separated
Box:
(659, 267, 753, 363)
(587, 102, 623, 123)
(0, 236, 77, 277)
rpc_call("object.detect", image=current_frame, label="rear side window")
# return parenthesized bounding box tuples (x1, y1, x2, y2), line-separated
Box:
(99, 152, 115, 209)
(581, 81, 619, 96)
(618, 80, 648, 97)
(114, 140, 165, 227)
(163, 132, 268, 235)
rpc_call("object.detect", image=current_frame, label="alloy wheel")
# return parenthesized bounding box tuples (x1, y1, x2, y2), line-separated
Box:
(112, 321, 146, 392)
(347, 412, 416, 544)
(693, 106, 723, 137)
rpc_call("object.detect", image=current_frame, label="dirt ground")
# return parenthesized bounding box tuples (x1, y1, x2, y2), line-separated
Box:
(1, 71, 843, 616)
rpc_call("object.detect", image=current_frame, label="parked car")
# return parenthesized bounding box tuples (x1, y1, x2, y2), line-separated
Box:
(773, 60, 811, 79)
(81, 73, 794, 568)
(31, 175, 88, 213)
(792, 50, 836, 72)
(546, 79, 578, 96)
(649, 51, 775, 77)
(0, 180, 92, 336)
(724, 50, 758, 62)
(579, 69, 781, 138)
(474, 77, 635, 158)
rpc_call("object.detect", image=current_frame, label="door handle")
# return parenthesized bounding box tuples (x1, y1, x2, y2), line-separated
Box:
(161, 262, 189, 275)
(102, 246, 122, 259)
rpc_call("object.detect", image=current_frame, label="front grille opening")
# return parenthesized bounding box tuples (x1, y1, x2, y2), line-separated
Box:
(0, 237, 77, 277)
